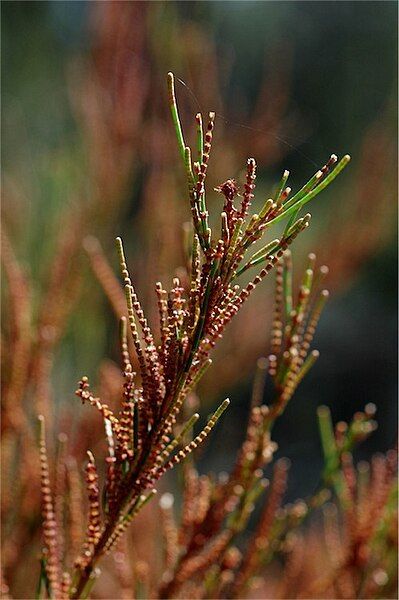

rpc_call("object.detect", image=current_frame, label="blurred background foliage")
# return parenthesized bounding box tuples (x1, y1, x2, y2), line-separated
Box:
(2, 0, 397, 503)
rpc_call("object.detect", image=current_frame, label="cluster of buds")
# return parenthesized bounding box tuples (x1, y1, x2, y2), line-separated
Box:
(267, 250, 330, 420)
(157, 255, 333, 598)
(36, 72, 351, 597)
(38, 417, 75, 599)
(303, 441, 397, 599)
(74, 452, 101, 568)
(156, 405, 394, 600)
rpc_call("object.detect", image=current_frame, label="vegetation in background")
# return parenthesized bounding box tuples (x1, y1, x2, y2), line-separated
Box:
(16, 72, 395, 599)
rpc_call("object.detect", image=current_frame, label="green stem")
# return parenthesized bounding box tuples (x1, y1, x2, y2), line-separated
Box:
(267, 155, 351, 228)
(167, 72, 186, 167)
(196, 112, 204, 163)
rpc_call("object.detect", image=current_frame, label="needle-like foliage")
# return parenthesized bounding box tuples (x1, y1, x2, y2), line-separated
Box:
(35, 72, 362, 598)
